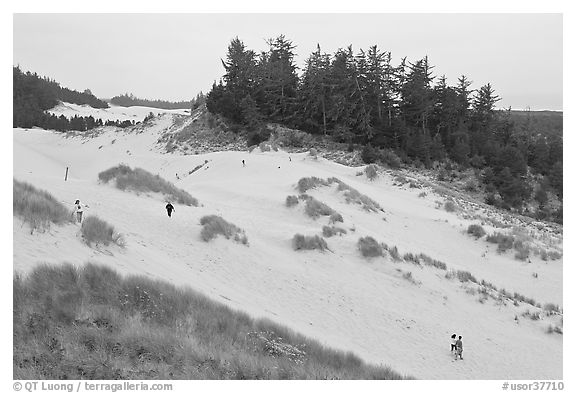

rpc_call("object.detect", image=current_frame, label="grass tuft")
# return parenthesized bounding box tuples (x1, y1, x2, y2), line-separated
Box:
(14, 263, 407, 379)
(98, 165, 198, 206)
(357, 237, 384, 258)
(13, 179, 72, 232)
(467, 224, 486, 239)
(322, 226, 347, 238)
(292, 234, 329, 252)
(200, 215, 248, 245)
(81, 216, 125, 247)
(286, 195, 299, 207)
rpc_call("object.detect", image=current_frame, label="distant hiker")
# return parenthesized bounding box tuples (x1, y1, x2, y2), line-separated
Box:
(454, 336, 463, 360)
(176, 173, 180, 180)
(450, 334, 457, 352)
(242, 159, 245, 167)
(289, 156, 292, 162)
(165, 203, 175, 218)
(73, 199, 85, 223)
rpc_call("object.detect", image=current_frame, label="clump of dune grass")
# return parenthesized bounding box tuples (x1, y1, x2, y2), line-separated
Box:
(389, 246, 401, 261)
(417, 253, 447, 270)
(292, 234, 329, 252)
(402, 271, 419, 285)
(467, 224, 486, 239)
(364, 164, 378, 181)
(13, 263, 407, 380)
(486, 232, 515, 253)
(98, 164, 198, 206)
(81, 216, 124, 247)
(296, 177, 330, 193)
(322, 226, 347, 238)
(286, 195, 299, 207)
(357, 237, 384, 258)
(304, 197, 338, 219)
(514, 240, 530, 261)
(13, 179, 72, 232)
(445, 269, 478, 284)
(444, 200, 457, 213)
(200, 215, 248, 245)
(329, 212, 344, 224)
(331, 179, 382, 213)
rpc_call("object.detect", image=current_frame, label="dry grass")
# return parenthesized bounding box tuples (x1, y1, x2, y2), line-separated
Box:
(200, 215, 248, 245)
(296, 177, 330, 193)
(357, 237, 384, 258)
(364, 164, 378, 181)
(292, 234, 329, 252)
(304, 197, 339, 219)
(486, 232, 515, 253)
(13, 263, 407, 379)
(467, 224, 486, 239)
(81, 216, 124, 247)
(322, 226, 347, 238)
(286, 195, 299, 207)
(13, 179, 72, 232)
(98, 164, 198, 206)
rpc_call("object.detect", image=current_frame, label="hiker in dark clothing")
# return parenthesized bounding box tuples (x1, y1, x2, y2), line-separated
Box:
(242, 159, 245, 167)
(454, 336, 463, 360)
(450, 334, 457, 352)
(165, 203, 175, 217)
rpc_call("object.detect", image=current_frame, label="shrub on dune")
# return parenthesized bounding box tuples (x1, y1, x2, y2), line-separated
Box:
(81, 216, 124, 247)
(357, 237, 384, 258)
(200, 215, 248, 245)
(286, 195, 299, 207)
(364, 164, 378, 181)
(13, 179, 72, 231)
(304, 197, 338, 219)
(322, 226, 347, 238)
(292, 234, 328, 251)
(98, 165, 198, 206)
(14, 263, 407, 379)
(467, 224, 486, 239)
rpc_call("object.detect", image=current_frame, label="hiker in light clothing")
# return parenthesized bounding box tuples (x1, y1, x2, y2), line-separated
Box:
(454, 336, 463, 360)
(450, 334, 457, 352)
(73, 199, 84, 223)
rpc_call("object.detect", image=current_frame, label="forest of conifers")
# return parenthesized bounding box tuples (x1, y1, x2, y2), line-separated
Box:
(205, 36, 562, 219)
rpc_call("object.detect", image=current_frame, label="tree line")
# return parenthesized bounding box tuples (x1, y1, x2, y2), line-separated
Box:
(205, 36, 562, 217)
(13, 66, 109, 128)
(110, 92, 205, 111)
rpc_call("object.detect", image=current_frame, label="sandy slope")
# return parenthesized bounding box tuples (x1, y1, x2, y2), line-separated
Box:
(13, 117, 562, 379)
(47, 102, 190, 122)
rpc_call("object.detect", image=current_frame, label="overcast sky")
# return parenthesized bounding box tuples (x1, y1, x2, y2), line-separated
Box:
(13, 13, 562, 110)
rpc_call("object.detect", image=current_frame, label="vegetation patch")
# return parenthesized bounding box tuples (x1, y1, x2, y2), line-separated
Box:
(13, 179, 72, 232)
(364, 164, 378, 181)
(13, 263, 406, 379)
(486, 232, 515, 253)
(286, 195, 299, 207)
(98, 165, 198, 206)
(296, 177, 330, 193)
(467, 224, 486, 239)
(81, 216, 124, 247)
(322, 226, 347, 238)
(357, 237, 384, 258)
(292, 234, 329, 252)
(304, 197, 339, 219)
(200, 215, 248, 245)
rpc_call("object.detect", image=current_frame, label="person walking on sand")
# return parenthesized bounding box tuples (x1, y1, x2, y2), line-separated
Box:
(242, 159, 245, 167)
(73, 199, 85, 223)
(165, 202, 175, 218)
(454, 336, 464, 360)
(450, 334, 457, 352)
